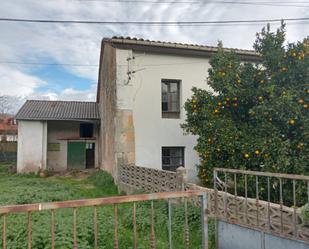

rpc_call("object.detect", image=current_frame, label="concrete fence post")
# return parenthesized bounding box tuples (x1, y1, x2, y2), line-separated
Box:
(176, 166, 187, 191)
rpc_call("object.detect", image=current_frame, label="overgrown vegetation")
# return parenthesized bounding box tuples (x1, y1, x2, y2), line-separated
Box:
(0, 163, 212, 248)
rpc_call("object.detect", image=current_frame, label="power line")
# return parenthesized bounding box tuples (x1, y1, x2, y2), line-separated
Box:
(0, 17, 309, 26)
(0, 61, 98, 67)
(0, 60, 226, 68)
(76, 0, 309, 7)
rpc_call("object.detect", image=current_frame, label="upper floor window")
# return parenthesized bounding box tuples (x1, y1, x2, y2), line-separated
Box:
(161, 79, 181, 118)
(80, 123, 94, 138)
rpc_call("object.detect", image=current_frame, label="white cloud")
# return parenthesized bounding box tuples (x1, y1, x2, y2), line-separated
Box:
(0, 65, 46, 97)
(0, 0, 308, 101)
(27, 84, 97, 102)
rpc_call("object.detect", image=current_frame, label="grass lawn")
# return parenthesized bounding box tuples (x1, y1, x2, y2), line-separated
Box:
(0, 162, 212, 249)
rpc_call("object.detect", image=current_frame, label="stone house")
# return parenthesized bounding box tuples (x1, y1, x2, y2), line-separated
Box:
(16, 37, 259, 180)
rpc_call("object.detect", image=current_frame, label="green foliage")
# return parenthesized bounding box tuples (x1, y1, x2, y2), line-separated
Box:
(0, 167, 213, 248)
(0, 162, 16, 174)
(300, 203, 309, 226)
(121, 200, 204, 249)
(182, 24, 309, 190)
(86, 170, 119, 196)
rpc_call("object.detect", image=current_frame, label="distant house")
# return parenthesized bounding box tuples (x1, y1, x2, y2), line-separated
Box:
(16, 37, 259, 180)
(15, 100, 100, 172)
(0, 115, 18, 142)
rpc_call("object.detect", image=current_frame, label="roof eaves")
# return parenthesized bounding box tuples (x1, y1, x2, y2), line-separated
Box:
(106, 36, 259, 58)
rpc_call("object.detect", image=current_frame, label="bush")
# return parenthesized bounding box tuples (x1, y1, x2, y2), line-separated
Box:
(182, 24, 309, 206)
(87, 170, 119, 196)
(182, 24, 309, 189)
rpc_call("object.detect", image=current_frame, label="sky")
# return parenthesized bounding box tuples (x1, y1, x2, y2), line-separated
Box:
(0, 0, 309, 109)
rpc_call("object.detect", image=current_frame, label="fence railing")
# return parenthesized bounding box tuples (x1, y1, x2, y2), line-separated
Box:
(213, 168, 309, 243)
(0, 190, 208, 249)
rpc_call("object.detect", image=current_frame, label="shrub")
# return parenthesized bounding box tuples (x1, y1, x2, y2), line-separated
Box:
(182, 24, 309, 189)
(87, 170, 119, 196)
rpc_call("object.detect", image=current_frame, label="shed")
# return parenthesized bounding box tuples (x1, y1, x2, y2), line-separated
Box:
(15, 100, 100, 173)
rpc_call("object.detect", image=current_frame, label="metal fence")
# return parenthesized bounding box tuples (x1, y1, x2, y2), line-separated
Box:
(213, 168, 309, 244)
(0, 190, 208, 249)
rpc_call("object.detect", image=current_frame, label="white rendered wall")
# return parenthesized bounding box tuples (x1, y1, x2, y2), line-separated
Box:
(116, 49, 213, 181)
(17, 120, 47, 173)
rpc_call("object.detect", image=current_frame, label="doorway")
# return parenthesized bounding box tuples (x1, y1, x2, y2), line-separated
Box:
(86, 143, 95, 169)
(67, 142, 95, 169)
(67, 142, 86, 169)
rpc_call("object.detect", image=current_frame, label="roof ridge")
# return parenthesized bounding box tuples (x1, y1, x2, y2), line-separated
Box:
(102, 36, 258, 56)
(26, 99, 97, 104)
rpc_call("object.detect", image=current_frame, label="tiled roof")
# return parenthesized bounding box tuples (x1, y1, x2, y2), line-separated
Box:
(15, 100, 100, 121)
(0, 124, 17, 135)
(104, 36, 259, 57)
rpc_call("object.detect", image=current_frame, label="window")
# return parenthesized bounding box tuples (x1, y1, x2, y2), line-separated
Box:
(80, 123, 94, 138)
(162, 147, 184, 172)
(161, 79, 181, 118)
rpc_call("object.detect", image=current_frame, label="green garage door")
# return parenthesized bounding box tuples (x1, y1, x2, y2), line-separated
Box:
(67, 142, 86, 169)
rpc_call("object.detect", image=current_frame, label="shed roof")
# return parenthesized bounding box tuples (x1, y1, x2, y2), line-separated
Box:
(15, 100, 100, 121)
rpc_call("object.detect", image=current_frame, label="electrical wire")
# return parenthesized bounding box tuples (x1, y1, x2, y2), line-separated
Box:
(0, 61, 98, 67)
(0, 60, 218, 67)
(75, 0, 309, 7)
(0, 16, 309, 25)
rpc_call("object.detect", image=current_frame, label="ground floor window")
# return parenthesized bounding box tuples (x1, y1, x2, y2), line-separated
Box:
(162, 147, 185, 172)
(80, 123, 94, 138)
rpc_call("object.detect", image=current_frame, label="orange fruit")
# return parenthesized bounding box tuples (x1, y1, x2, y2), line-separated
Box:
(298, 99, 304, 104)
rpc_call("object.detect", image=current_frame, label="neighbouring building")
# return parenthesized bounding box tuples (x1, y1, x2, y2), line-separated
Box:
(0, 114, 18, 142)
(0, 115, 18, 162)
(15, 100, 100, 172)
(16, 37, 259, 180)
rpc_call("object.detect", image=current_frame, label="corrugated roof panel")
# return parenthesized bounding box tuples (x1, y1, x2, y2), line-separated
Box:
(15, 100, 100, 121)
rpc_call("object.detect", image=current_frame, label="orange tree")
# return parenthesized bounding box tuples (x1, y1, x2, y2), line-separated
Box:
(182, 24, 309, 187)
